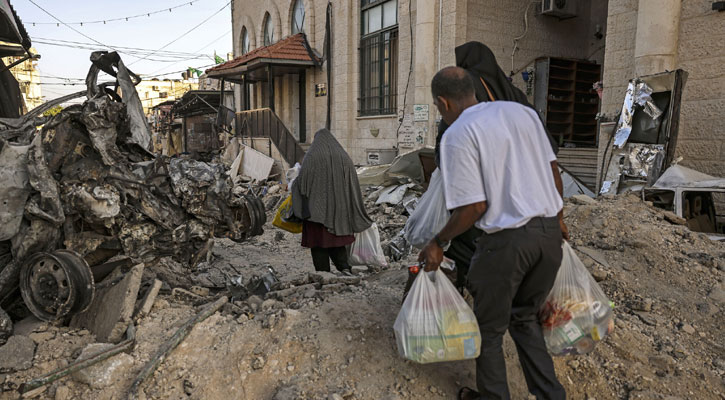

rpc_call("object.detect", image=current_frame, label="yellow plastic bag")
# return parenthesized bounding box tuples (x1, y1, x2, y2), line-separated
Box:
(272, 196, 302, 234)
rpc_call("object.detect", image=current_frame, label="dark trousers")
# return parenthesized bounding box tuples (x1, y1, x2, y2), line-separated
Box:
(310, 247, 351, 272)
(466, 217, 566, 400)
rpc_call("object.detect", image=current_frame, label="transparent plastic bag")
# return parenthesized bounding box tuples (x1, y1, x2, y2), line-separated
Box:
(404, 169, 450, 248)
(286, 162, 301, 188)
(348, 223, 388, 267)
(539, 242, 615, 356)
(394, 268, 481, 364)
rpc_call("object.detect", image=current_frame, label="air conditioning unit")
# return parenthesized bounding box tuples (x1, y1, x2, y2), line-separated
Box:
(541, 0, 577, 18)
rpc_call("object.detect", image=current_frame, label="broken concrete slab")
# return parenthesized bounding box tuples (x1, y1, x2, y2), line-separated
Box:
(71, 264, 144, 343)
(11, 316, 45, 337)
(135, 279, 162, 319)
(0, 307, 11, 346)
(0, 335, 35, 372)
(570, 194, 597, 205)
(71, 343, 135, 389)
(309, 271, 362, 286)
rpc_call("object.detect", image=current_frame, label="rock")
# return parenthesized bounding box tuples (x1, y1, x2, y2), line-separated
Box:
(631, 299, 653, 312)
(635, 312, 659, 327)
(329, 394, 344, 400)
(0, 335, 35, 372)
(190, 286, 210, 297)
(11, 316, 44, 337)
(135, 279, 162, 319)
(54, 385, 73, 400)
(591, 269, 608, 282)
(71, 263, 145, 343)
(171, 287, 203, 302)
(648, 355, 675, 375)
(274, 231, 285, 242)
(268, 185, 282, 195)
(680, 324, 695, 334)
(261, 299, 285, 311)
(71, 343, 134, 389)
(662, 211, 686, 225)
(571, 195, 597, 205)
(273, 384, 300, 400)
(708, 283, 725, 305)
(247, 295, 264, 309)
(252, 356, 266, 370)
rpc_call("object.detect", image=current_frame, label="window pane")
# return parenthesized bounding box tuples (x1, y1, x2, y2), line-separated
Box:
(362, 10, 369, 35)
(264, 17, 274, 45)
(242, 28, 249, 53)
(368, 5, 382, 34)
(292, 0, 305, 34)
(382, 0, 397, 28)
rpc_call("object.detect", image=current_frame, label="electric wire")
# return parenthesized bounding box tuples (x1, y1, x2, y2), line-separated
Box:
(142, 29, 231, 77)
(26, 0, 206, 26)
(126, 1, 231, 67)
(26, 0, 115, 51)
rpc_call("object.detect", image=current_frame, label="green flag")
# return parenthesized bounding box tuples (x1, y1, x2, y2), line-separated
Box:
(188, 67, 202, 77)
(214, 53, 225, 64)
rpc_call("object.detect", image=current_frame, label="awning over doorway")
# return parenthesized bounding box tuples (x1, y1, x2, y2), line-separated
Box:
(205, 33, 320, 83)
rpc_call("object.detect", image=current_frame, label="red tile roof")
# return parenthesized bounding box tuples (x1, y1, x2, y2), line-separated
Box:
(206, 33, 319, 74)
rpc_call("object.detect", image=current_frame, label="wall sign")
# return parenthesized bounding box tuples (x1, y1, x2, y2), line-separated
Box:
(315, 83, 327, 97)
(413, 104, 429, 122)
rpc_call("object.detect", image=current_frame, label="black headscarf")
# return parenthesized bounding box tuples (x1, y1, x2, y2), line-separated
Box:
(436, 42, 558, 164)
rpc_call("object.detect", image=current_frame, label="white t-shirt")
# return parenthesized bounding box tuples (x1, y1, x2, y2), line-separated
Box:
(439, 101, 563, 234)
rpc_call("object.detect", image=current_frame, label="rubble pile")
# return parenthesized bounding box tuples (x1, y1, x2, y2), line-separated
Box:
(0, 52, 265, 340)
(1, 162, 724, 399)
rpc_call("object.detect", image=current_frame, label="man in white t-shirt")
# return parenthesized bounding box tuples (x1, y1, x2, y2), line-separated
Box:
(418, 67, 567, 400)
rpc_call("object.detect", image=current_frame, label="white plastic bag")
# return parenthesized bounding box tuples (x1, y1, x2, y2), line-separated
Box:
(539, 242, 614, 356)
(403, 169, 450, 248)
(394, 268, 481, 364)
(348, 223, 388, 267)
(286, 162, 301, 188)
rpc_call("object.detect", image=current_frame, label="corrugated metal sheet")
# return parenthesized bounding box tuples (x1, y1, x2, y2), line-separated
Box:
(557, 148, 598, 191)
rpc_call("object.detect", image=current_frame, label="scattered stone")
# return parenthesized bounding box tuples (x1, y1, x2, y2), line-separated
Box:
(252, 356, 266, 370)
(28, 331, 56, 343)
(183, 379, 194, 396)
(190, 286, 210, 297)
(71, 343, 134, 389)
(247, 295, 264, 311)
(274, 231, 285, 242)
(635, 312, 659, 327)
(135, 279, 163, 319)
(71, 263, 145, 343)
(351, 266, 369, 274)
(171, 287, 203, 302)
(571, 195, 597, 205)
(708, 283, 725, 305)
(591, 269, 608, 282)
(273, 384, 300, 400)
(631, 299, 653, 312)
(680, 324, 695, 334)
(568, 360, 580, 370)
(54, 385, 72, 400)
(0, 335, 35, 372)
(261, 299, 285, 311)
(648, 355, 675, 376)
(662, 211, 686, 225)
(329, 394, 344, 400)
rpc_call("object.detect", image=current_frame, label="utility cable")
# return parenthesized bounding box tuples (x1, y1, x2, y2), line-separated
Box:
(126, 1, 231, 67)
(32, 37, 212, 58)
(26, 0, 115, 51)
(142, 29, 231, 77)
(26, 0, 206, 26)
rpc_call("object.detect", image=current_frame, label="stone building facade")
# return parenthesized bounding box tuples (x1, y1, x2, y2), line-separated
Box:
(600, 0, 725, 180)
(225, 0, 722, 179)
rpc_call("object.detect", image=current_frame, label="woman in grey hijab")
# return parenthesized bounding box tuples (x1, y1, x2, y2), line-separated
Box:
(291, 129, 372, 274)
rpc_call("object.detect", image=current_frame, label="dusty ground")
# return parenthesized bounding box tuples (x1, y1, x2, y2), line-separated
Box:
(1, 193, 724, 400)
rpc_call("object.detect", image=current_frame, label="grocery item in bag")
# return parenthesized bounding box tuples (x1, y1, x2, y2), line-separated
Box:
(539, 242, 614, 356)
(394, 268, 481, 364)
(272, 196, 302, 234)
(348, 223, 388, 267)
(404, 169, 450, 248)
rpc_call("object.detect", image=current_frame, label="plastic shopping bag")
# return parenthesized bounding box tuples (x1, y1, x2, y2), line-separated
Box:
(286, 162, 301, 189)
(272, 196, 302, 234)
(404, 169, 450, 248)
(539, 242, 614, 356)
(348, 223, 388, 268)
(394, 268, 481, 364)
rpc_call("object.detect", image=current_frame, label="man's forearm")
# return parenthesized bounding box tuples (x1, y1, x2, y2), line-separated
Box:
(436, 201, 487, 243)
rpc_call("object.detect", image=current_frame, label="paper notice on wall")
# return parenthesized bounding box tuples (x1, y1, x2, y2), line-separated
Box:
(413, 104, 429, 122)
(398, 124, 415, 148)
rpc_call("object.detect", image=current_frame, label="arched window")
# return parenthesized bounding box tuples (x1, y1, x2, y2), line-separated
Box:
(263, 13, 275, 46)
(291, 0, 305, 34)
(241, 26, 250, 54)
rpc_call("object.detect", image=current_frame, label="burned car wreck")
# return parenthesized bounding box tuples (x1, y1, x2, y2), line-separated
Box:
(0, 52, 266, 343)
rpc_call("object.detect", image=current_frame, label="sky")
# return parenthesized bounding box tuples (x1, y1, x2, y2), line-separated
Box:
(11, 0, 234, 101)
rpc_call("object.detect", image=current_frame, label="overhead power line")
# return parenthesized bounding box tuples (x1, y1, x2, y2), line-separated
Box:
(144, 29, 231, 77)
(26, 0, 206, 26)
(32, 39, 211, 62)
(127, 1, 231, 67)
(32, 37, 213, 58)
(26, 0, 114, 51)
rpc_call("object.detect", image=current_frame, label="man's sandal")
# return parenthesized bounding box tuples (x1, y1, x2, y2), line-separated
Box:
(458, 387, 479, 400)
